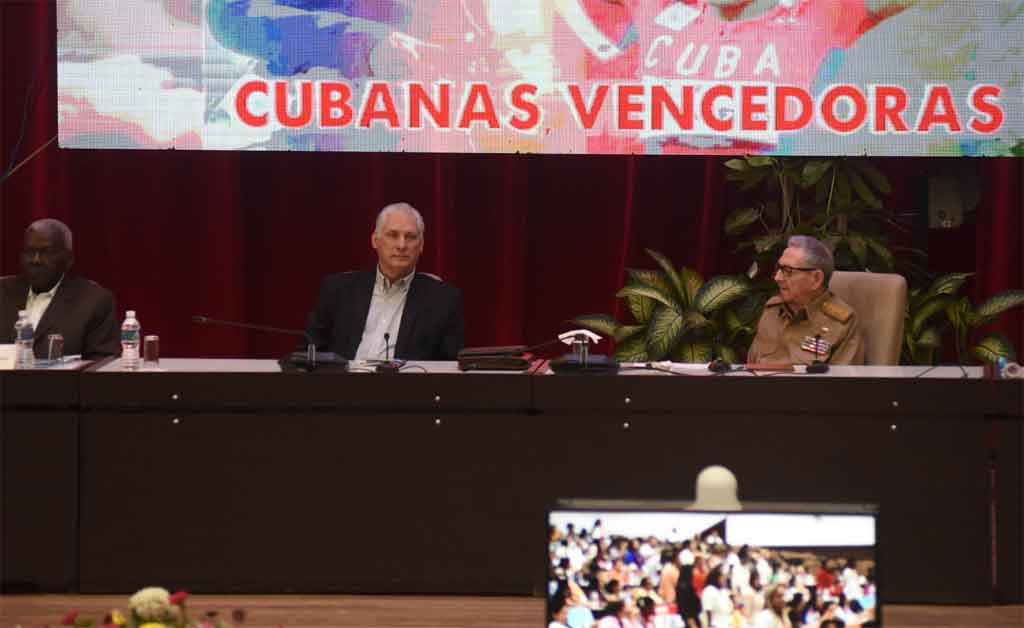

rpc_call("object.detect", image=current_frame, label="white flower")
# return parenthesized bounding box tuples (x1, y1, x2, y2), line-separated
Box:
(130, 586, 172, 620)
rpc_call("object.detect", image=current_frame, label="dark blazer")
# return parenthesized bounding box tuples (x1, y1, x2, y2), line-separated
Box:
(1, 274, 120, 359)
(305, 270, 464, 360)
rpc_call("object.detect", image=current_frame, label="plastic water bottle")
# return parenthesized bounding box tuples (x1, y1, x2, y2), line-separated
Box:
(121, 310, 141, 370)
(13, 309, 34, 369)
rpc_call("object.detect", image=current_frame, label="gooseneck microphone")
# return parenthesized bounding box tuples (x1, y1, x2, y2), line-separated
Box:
(807, 332, 830, 374)
(708, 358, 733, 374)
(375, 332, 401, 373)
(192, 315, 306, 338)
(191, 315, 347, 370)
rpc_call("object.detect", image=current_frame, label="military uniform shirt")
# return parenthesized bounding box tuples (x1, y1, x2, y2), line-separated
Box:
(747, 290, 864, 365)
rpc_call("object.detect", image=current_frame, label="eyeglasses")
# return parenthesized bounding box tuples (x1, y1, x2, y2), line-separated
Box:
(774, 263, 819, 278)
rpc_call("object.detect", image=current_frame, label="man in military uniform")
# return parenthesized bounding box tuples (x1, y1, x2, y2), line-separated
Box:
(748, 235, 864, 365)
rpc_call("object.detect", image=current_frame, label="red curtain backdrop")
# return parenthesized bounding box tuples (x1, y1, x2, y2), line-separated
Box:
(2, 1, 1020, 359)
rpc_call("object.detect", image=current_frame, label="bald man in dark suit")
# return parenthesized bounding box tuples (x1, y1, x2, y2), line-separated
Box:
(0, 219, 119, 359)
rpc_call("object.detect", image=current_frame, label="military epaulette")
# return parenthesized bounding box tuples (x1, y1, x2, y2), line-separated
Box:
(821, 297, 853, 323)
(765, 296, 785, 308)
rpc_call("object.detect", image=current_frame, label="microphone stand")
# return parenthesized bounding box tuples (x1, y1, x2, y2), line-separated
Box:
(807, 333, 830, 374)
(192, 315, 346, 371)
(375, 332, 401, 373)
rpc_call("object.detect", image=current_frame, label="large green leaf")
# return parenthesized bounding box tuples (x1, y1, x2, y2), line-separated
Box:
(849, 158, 892, 195)
(614, 325, 646, 342)
(728, 167, 772, 191)
(735, 293, 769, 326)
(846, 235, 868, 268)
(972, 333, 1017, 364)
(945, 297, 973, 330)
(645, 249, 687, 304)
(715, 344, 741, 364)
(623, 270, 676, 323)
(746, 155, 774, 167)
(836, 170, 852, 205)
(626, 269, 677, 299)
(916, 327, 943, 348)
(723, 309, 744, 334)
(647, 308, 710, 360)
(864, 235, 895, 270)
(693, 275, 753, 315)
(753, 233, 785, 253)
(617, 283, 678, 311)
(724, 207, 761, 235)
(671, 338, 714, 363)
(973, 290, 1024, 322)
(614, 334, 649, 362)
(926, 273, 973, 299)
(910, 295, 953, 337)
(845, 165, 881, 208)
(646, 306, 685, 361)
(815, 173, 832, 204)
(626, 294, 656, 325)
(571, 314, 619, 337)
(801, 159, 833, 188)
(679, 267, 704, 306)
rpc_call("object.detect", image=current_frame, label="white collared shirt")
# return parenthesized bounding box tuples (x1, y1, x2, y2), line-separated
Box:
(25, 275, 64, 330)
(354, 267, 414, 360)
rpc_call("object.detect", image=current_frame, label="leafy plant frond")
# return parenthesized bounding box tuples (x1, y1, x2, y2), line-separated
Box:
(693, 275, 753, 315)
(973, 290, 1024, 324)
(972, 333, 1016, 364)
(572, 314, 618, 337)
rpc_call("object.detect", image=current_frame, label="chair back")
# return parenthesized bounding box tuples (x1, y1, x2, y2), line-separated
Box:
(828, 271, 907, 365)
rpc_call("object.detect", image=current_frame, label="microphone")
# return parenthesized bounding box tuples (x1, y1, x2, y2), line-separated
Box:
(192, 315, 347, 371)
(375, 332, 401, 373)
(192, 315, 305, 337)
(708, 357, 734, 374)
(807, 332, 830, 374)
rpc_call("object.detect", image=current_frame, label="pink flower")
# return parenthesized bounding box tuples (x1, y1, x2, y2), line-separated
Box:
(61, 611, 79, 625)
(170, 590, 189, 605)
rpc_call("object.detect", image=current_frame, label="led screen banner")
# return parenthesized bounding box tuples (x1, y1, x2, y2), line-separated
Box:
(57, 1, 1024, 156)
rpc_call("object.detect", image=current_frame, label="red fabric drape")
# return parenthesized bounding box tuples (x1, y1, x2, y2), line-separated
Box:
(2, 1, 1020, 359)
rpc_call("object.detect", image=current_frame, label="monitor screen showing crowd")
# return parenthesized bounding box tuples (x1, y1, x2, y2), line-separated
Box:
(548, 506, 879, 627)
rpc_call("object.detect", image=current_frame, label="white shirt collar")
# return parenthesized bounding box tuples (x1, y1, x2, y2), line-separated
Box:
(28, 274, 64, 299)
(375, 266, 415, 292)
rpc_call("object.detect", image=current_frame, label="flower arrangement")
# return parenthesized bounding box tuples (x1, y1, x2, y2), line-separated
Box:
(59, 587, 245, 628)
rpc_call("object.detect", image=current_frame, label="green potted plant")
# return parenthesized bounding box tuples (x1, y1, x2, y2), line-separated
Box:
(573, 249, 760, 363)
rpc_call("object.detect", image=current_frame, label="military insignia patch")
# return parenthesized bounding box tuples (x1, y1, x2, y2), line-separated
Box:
(801, 336, 832, 356)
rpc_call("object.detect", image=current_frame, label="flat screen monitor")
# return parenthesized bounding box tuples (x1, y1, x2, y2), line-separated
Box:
(56, 1, 1023, 156)
(547, 499, 880, 628)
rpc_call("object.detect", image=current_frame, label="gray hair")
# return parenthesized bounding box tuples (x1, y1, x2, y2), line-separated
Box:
(375, 202, 425, 236)
(27, 218, 73, 251)
(787, 235, 833, 281)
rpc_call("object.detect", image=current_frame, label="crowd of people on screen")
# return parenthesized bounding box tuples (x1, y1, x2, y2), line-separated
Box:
(548, 521, 877, 628)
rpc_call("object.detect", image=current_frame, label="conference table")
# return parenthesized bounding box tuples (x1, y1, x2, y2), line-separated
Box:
(2, 359, 1021, 605)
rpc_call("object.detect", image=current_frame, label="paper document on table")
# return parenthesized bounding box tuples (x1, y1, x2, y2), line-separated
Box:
(0, 345, 14, 370)
(669, 362, 714, 373)
(646, 361, 718, 375)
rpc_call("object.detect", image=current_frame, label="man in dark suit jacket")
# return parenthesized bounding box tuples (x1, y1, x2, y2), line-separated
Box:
(305, 202, 464, 361)
(1, 219, 120, 359)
